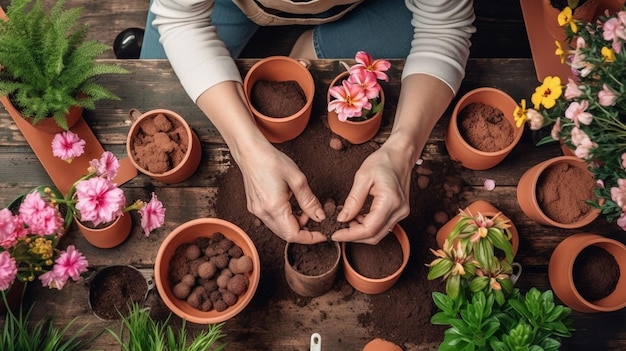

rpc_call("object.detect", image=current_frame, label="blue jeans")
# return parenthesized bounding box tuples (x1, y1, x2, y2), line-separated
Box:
(140, 0, 412, 59)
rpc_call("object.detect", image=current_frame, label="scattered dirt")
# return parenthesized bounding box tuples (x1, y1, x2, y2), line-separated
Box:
(458, 102, 514, 152)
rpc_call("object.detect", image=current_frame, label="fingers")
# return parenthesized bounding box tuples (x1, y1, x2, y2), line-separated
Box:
(289, 173, 326, 223)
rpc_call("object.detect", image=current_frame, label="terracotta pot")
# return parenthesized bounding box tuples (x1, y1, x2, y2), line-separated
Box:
(76, 213, 132, 249)
(284, 241, 341, 297)
(327, 71, 384, 145)
(0, 281, 26, 315)
(549, 233, 626, 313)
(154, 218, 261, 324)
(243, 56, 315, 143)
(445, 87, 523, 171)
(435, 200, 520, 257)
(517, 156, 600, 229)
(126, 108, 202, 184)
(1, 95, 82, 134)
(362, 338, 403, 351)
(342, 224, 410, 295)
(542, 0, 600, 41)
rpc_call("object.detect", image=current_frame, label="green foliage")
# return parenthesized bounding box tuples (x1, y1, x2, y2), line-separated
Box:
(107, 302, 228, 351)
(431, 288, 574, 351)
(0, 289, 97, 351)
(0, 0, 128, 130)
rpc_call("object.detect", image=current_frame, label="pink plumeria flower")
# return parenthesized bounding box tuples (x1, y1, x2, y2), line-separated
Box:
(348, 69, 381, 100)
(75, 177, 126, 227)
(51, 131, 86, 163)
(53, 245, 88, 282)
(0, 251, 17, 291)
(18, 192, 63, 236)
(350, 51, 391, 82)
(0, 209, 23, 249)
(138, 193, 166, 237)
(598, 84, 618, 106)
(565, 100, 593, 127)
(89, 151, 120, 180)
(328, 80, 371, 121)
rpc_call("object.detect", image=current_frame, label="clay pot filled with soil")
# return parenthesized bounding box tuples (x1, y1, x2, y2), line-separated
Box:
(126, 108, 202, 184)
(88, 265, 153, 320)
(243, 56, 315, 143)
(155, 218, 260, 324)
(445, 87, 523, 170)
(342, 224, 410, 295)
(517, 156, 600, 229)
(284, 241, 341, 297)
(549, 232, 626, 313)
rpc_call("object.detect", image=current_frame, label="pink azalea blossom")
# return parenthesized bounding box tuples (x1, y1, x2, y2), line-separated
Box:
(350, 51, 391, 82)
(75, 177, 126, 227)
(18, 192, 63, 236)
(0, 209, 23, 249)
(53, 245, 88, 282)
(598, 84, 617, 106)
(328, 80, 371, 121)
(565, 100, 593, 126)
(0, 251, 17, 291)
(89, 151, 120, 179)
(611, 178, 626, 212)
(51, 131, 86, 163)
(564, 78, 582, 100)
(39, 270, 67, 290)
(138, 193, 166, 237)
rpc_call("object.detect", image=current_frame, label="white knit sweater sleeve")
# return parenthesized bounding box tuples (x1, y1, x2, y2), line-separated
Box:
(151, 0, 475, 102)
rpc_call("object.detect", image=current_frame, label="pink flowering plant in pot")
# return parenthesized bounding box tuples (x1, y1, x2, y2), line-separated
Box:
(515, 6, 626, 229)
(327, 51, 390, 122)
(51, 131, 166, 236)
(0, 185, 88, 291)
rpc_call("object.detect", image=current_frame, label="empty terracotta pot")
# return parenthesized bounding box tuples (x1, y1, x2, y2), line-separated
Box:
(243, 56, 315, 143)
(342, 224, 410, 295)
(284, 241, 341, 297)
(445, 87, 523, 171)
(126, 108, 202, 184)
(549, 233, 626, 313)
(517, 156, 600, 229)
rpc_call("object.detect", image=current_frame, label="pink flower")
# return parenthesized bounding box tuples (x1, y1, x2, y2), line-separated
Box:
(574, 137, 596, 159)
(0, 209, 23, 249)
(550, 117, 562, 141)
(348, 69, 381, 100)
(598, 84, 617, 106)
(564, 78, 582, 100)
(328, 80, 371, 121)
(618, 212, 626, 231)
(75, 177, 126, 227)
(53, 245, 88, 282)
(89, 151, 120, 179)
(565, 100, 593, 126)
(0, 251, 17, 291)
(18, 192, 63, 236)
(51, 131, 86, 163)
(350, 51, 391, 82)
(611, 178, 626, 212)
(138, 193, 165, 237)
(39, 270, 67, 290)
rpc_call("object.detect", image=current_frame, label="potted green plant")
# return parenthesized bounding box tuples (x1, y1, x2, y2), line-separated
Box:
(0, 0, 128, 132)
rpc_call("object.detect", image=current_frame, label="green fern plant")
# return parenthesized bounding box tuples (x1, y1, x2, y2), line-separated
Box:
(0, 0, 128, 130)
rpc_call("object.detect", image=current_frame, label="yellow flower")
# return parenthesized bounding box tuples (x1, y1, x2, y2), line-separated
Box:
(514, 99, 528, 127)
(531, 76, 562, 109)
(555, 40, 567, 64)
(602, 46, 616, 62)
(558, 7, 578, 34)
(29, 237, 54, 260)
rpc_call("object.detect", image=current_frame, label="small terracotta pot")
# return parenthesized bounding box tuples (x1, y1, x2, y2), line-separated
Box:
(549, 233, 626, 313)
(517, 156, 600, 229)
(243, 56, 315, 143)
(284, 241, 341, 297)
(362, 338, 403, 351)
(1, 95, 82, 134)
(542, 0, 599, 41)
(126, 108, 202, 184)
(327, 71, 384, 145)
(435, 200, 519, 257)
(155, 218, 261, 324)
(76, 213, 132, 249)
(342, 224, 410, 295)
(445, 87, 523, 171)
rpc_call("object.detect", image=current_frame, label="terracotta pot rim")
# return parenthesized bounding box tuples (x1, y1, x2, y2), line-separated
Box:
(451, 87, 523, 156)
(523, 156, 600, 228)
(126, 108, 199, 178)
(244, 56, 315, 123)
(284, 241, 342, 279)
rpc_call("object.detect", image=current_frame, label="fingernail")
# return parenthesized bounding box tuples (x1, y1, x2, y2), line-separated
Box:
(336, 211, 347, 222)
(315, 208, 326, 221)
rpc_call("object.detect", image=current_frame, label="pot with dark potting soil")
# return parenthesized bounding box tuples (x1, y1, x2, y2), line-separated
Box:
(127, 108, 202, 184)
(549, 232, 626, 313)
(342, 224, 410, 295)
(76, 213, 133, 249)
(88, 265, 154, 320)
(284, 241, 341, 297)
(445, 87, 523, 171)
(243, 56, 315, 143)
(542, 0, 600, 41)
(517, 156, 600, 229)
(155, 218, 261, 324)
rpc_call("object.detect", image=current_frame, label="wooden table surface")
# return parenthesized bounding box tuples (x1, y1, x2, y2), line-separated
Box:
(1, 59, 625, 350)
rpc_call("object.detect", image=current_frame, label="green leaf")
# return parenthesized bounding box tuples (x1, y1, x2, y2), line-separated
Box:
(428, 259, 454, 280)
